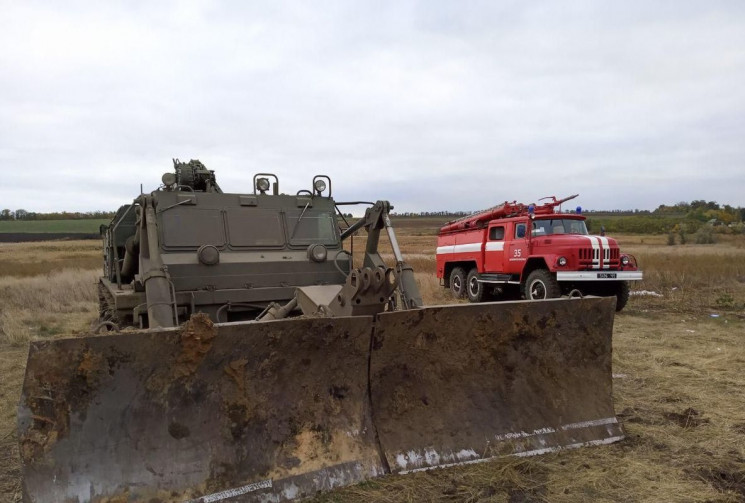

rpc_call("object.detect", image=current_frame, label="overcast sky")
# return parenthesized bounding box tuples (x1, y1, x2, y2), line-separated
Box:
(2, 1, 744, 214)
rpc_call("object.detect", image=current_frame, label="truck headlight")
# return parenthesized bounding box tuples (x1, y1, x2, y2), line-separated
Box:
(256, 177, 270, 192)
(314, 179, 327, 194)
(558, 256, 567, 266)
(308, 244, 328, 262)
(162, 172, 177, 187)
(621, 256, 630, 265)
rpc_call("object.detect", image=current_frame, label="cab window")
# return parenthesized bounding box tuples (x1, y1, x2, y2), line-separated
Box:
(286, 211, 338, 246)
(532, 219, 588, 236)
(515, 223, 526, 239)
(160, 209, 226, 249)
(489, 226, 505, 240)
(227, 209, 284, 247)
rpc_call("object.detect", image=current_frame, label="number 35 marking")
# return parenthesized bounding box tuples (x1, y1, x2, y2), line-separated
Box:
(513, 249, 522, 257)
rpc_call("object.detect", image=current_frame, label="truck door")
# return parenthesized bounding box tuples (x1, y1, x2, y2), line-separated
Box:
(484, 225, 506, 272)
(506, 222, 528, 273)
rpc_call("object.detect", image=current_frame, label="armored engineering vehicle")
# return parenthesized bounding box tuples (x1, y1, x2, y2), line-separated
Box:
(96, 159, 411, 329)
(18, 160, 624, 502)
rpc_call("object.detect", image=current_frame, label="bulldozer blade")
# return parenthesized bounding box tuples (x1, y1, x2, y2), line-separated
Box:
(370, 297, 623, 473)
(18, 314, 384, 502)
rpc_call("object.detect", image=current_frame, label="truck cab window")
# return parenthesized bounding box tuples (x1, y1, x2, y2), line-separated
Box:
(532, 219, 588, 236)
(515, 223, 526, 239)
(489, 226, 505, 240)
(286, 211, 338, 246)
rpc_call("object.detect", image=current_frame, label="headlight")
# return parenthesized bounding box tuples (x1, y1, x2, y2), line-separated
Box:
(314, 179, 327, 193)
(161, 172, 177, 187)
(621, 256, 630, 266)
(558, 256, 567, 266)
(308, 244, 328, 263)
(256, 177, 270, 192)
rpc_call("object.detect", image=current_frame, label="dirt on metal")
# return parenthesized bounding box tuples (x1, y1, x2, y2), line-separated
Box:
(18, 316, 384, 502)
(16, 297, 624, 502)
(174, 313, 217, 377)
(370, 297, 621, 472)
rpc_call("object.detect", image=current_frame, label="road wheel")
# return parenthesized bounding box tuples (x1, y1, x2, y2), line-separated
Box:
(466, 268, 485, 303)
(523, 269, 561, 300)
(449, 267, 467, 299)
(615, 281, 630, 311)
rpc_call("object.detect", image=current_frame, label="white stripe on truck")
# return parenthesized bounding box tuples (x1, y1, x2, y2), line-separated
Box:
(436, 243, 482, 254)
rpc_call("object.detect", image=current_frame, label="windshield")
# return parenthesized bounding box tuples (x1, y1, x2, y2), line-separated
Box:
(286, 211, 338, 246)
(532, 218, 588, 236)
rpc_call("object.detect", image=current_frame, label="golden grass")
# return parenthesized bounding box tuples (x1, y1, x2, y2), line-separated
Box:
(0, 269, 99, 346)
(0, 240, 101, 277)
(631, 252, 745, 313)
(0, 345, 25, 501)
(620, 235, 745, 314)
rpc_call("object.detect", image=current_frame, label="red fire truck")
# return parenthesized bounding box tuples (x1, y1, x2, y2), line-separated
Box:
(436, 195, 642, 311)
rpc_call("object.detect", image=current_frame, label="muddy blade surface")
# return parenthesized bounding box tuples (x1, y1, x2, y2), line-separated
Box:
(370, 297, 623, 472)
(18, 315, 383, 502)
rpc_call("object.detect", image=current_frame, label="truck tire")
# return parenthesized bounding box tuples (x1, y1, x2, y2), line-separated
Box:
(449, 267, 467, 299)
(466, 268, 486, 303)
(523, 269, 561, 301)
(615, 281, 630, 312)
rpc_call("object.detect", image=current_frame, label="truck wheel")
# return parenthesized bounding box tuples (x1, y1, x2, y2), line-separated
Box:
(523, 269, 561, 301)
(449, 267, 467, 298)
(615, 281, 630, 312)
(466, 268, 485, 303)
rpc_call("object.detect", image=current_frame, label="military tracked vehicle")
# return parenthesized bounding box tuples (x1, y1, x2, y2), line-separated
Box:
(19, 160, 624, 502)
(96, 159, 416, 329)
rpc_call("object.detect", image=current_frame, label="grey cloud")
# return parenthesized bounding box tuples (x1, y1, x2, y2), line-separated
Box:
(1, 1, 744, 213)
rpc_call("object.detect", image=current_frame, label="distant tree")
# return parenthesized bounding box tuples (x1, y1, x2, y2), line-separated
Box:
(678, 229, 687, 245)
(0, 209, 11, 220)
(15, 209, 28, 220)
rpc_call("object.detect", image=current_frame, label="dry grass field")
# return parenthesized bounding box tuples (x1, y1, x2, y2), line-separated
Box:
(1, 226, 744, 502)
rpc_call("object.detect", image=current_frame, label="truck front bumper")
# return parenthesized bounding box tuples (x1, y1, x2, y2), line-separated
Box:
(556, 271, 643, 281)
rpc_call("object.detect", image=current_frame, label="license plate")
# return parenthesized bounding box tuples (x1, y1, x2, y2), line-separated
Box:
(598, 273, 617, 279)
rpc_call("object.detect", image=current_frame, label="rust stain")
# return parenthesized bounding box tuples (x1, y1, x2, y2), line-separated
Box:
(77, 348, 105, 387)
(20, 345, 109, 463)
(94, 489, 131, 503)
(269, 428, 368, 479)
(224, 358, 248, 393)
(175, 313, 217, 377)
(19, 429, 59, 464)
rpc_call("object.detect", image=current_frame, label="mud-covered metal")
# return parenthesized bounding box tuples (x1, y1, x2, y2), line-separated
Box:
(19, 297, 623, 501)
(18, 314, 384, 502)
(370, 297, 623, 472)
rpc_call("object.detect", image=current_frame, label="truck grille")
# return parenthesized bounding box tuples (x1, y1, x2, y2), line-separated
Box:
(578, 247, 619, 269)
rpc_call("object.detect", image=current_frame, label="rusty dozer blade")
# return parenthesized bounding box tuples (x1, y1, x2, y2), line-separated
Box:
(18, 314, 385, 502)
(370, 296, 624, 473)
(19, 297, 622, 501)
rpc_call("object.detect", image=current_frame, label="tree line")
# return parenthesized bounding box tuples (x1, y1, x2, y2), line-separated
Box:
(3, 199, 743, 229)
(393, 200, 744, 223)
(391, 200, 745, 235)
(0, 209, 115, 221)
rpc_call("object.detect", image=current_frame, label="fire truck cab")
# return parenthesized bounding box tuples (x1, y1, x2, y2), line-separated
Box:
(436, 196, 642, 311)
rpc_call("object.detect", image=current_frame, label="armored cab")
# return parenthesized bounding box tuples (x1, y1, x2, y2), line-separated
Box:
(100, 159, 349, 327)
